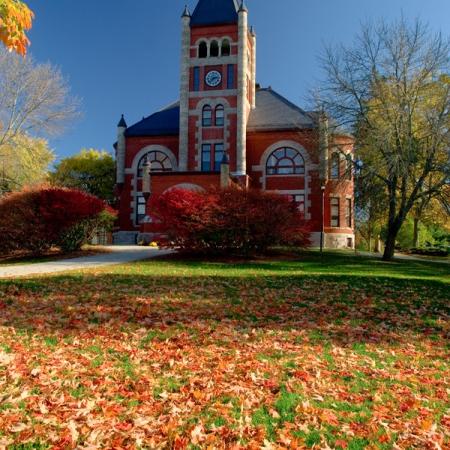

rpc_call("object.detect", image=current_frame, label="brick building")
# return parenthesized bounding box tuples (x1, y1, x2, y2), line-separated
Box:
(114, 0, 355, 248)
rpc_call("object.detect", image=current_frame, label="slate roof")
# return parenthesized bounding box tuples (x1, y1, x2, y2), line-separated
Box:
(248, 88, 317, 131)
(190, 0, 239, 27)
(124, 88, 317, 138)
(125, 102, 180, 137)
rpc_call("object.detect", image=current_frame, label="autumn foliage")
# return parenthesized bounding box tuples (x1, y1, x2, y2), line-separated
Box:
(0, 0, 33, 55)
(0, 186, 115, 255)
(0, 255, 448, 448)
(149, 187, 310, 255)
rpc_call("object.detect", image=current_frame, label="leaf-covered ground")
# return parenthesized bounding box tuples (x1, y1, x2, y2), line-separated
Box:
(0, 252, 448, 449)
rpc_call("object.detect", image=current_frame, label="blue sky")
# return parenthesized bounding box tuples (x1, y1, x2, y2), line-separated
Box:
(25, 0, 450, 161)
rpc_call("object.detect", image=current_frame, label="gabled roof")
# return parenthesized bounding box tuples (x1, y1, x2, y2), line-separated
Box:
(190, 0, 239, 27)
(124, 88, 317, 138)
(248, 88, 317, 131)
(125, 102, 180, 137)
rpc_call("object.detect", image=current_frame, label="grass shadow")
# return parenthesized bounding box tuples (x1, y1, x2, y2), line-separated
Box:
(0, 254, 448, 347)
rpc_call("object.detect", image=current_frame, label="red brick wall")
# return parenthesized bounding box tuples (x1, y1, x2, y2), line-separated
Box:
(117, 135, 180, 231)
(245, 130, 354, 234)
(125, 136, 179, 168)
(117, 129, 354, 236)
(140, 173, 222, 234)
(187, 24, 240, 173)
(151, 173, 221, 196)
(187, 95, 238, 172)
(190, 25, 239, 47)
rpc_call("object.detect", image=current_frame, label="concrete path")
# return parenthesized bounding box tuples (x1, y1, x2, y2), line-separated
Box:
(0, 246, 172, 279)
(394, 252, 450, 264)
(359, 251, 450, 265)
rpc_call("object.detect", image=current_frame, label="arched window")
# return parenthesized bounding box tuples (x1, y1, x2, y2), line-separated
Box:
(330, 152, 340, 179)
(266, 147, 305, 175)
(210, 40, 219, 57)
(215, 105, 224, 126)
(199, 41, 208, 58)
(137, 151, 173, 177)
(221, 39, 231, 56)
(202, 105, 212, 127)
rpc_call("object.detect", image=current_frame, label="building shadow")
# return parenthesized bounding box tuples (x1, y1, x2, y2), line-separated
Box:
(0, 267, 448, 347)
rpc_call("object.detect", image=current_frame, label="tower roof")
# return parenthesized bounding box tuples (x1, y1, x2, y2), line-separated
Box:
(190, 0, 239, 27)
(117, 114, 127, 128)
(181, 5, 191, 18)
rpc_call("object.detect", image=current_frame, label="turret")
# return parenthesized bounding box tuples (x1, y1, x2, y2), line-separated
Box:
(178, 5, 191, 172)
(116, 114, 127, 186)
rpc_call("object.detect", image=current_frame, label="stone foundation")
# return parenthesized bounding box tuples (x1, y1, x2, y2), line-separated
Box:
(113, 231, 138, 245)
(310, 232, 355, 250)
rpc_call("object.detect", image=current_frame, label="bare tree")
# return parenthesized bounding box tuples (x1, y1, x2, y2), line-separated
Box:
(316, 18, 450, 260)
(0, 47, 79, 191)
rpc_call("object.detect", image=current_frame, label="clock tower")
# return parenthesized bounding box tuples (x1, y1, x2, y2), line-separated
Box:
(179, 0, 256, 182)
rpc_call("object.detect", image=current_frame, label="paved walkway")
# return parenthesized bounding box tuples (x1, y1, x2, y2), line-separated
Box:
(359, 251, 450, 265)
(0, 246, 172, 279)
(394, 252, 449, 264)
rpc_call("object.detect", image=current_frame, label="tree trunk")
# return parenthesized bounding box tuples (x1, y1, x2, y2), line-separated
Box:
(384, 184, 401, 262)
(383, 220, 402, 261)
(383, 232, 396, 261)
(413, 218, 419, 248)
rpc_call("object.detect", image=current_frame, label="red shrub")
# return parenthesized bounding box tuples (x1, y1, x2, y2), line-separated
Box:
(0, 186, 114, 255)
(150, 187, 310, 256)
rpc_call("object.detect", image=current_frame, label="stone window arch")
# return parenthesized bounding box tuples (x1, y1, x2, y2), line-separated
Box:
(221, 39, 231, 56)
(266, 147, 305, 175)
(202, 105, 212, 127)
(215, 105, 224, 126)
(163, 183, 205, 194)
(137, 151, 173, 177)
(210, 40, 219, 57)
(199, 41, 208, 58)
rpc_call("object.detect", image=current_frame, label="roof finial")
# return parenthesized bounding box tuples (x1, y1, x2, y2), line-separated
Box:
(238, 0, 248, 13)
(117, 114, 127, 128)
(181, 4, 191, 18)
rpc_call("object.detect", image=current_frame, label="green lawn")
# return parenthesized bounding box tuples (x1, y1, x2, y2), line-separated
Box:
(0, 252, 448, 449)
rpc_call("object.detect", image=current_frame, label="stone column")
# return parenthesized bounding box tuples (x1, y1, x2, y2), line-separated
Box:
(220, 153, 231, 188)
(116, 117, 127, 186)
(178, 8, 191, 172)
(251, 27, 256, 109)
(236, 3, 248, 176)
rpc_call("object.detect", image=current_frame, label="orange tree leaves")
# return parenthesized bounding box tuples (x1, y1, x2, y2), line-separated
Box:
(0, 0, 33, 55)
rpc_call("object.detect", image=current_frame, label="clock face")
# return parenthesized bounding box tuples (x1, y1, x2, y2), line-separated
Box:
(205, 70, 222, 87)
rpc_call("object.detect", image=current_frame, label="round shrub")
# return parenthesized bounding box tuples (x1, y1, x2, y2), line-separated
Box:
(149, 187, 311, 256)
(0, 186, 116, 255)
